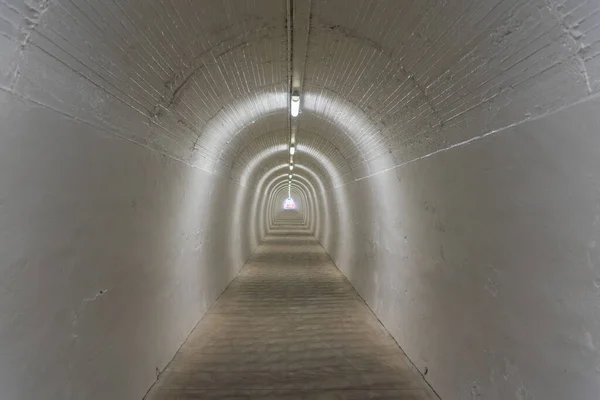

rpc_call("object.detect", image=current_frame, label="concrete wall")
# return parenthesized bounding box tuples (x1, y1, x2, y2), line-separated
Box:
(319, 94, 600, 400)
(295, 2, 600, 399)
(3, 0, 600, 399)
(1, 2, 266, 398)
(0, 88, 257, 399)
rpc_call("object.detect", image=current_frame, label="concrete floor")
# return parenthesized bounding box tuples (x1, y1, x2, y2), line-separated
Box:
(145, 211, 438, 400)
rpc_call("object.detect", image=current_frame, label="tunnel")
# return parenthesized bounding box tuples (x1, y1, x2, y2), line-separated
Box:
(1, 0, 600, 399)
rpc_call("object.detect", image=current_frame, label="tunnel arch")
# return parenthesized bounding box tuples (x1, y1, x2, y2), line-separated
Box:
(2, 1, 600, 400)
(252, 165, 323, 242)
(268, 179, 312, 225)
(262, 175, 314, 236)
(269, 185, 307, 225)
(229, 128, 352, 188)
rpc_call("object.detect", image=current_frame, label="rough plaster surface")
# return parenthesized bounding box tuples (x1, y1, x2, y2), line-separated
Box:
(0, 89, 257, 399)
(2, 0, 600, 399)
(322, 96, 600, 400)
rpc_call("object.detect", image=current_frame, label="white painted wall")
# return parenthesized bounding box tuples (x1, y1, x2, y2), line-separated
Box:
(0, 89, 258, 399)
(318, 95, 600, 400)
(0, 2, 267, 397)
(3, 0, 600, 399)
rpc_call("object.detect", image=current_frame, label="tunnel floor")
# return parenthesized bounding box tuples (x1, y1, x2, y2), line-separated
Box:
(145, 212, 437, 400)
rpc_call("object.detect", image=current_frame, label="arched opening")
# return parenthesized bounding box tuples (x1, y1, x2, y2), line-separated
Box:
(1, 1, 599, 399)
(282, 197, 296, 210)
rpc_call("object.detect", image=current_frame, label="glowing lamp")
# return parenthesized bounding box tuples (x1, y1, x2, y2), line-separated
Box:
(291, 91, 300, 117)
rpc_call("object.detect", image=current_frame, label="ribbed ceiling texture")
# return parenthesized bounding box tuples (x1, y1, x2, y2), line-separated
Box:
(2, 0, 600, 399)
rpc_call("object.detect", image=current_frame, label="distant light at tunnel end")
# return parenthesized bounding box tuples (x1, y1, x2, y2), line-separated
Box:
(289, 145, 295, 155)
(283, 197, 296, 210)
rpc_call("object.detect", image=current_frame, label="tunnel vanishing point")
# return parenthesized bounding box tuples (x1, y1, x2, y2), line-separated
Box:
(2, 0, 600, 399)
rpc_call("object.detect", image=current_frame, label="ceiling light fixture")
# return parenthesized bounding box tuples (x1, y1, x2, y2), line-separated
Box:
(291, 91, 300, 117)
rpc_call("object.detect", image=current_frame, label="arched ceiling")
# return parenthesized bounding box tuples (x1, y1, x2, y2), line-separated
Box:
(8, 0, 595, 198)
(3, 2, 600, 399)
